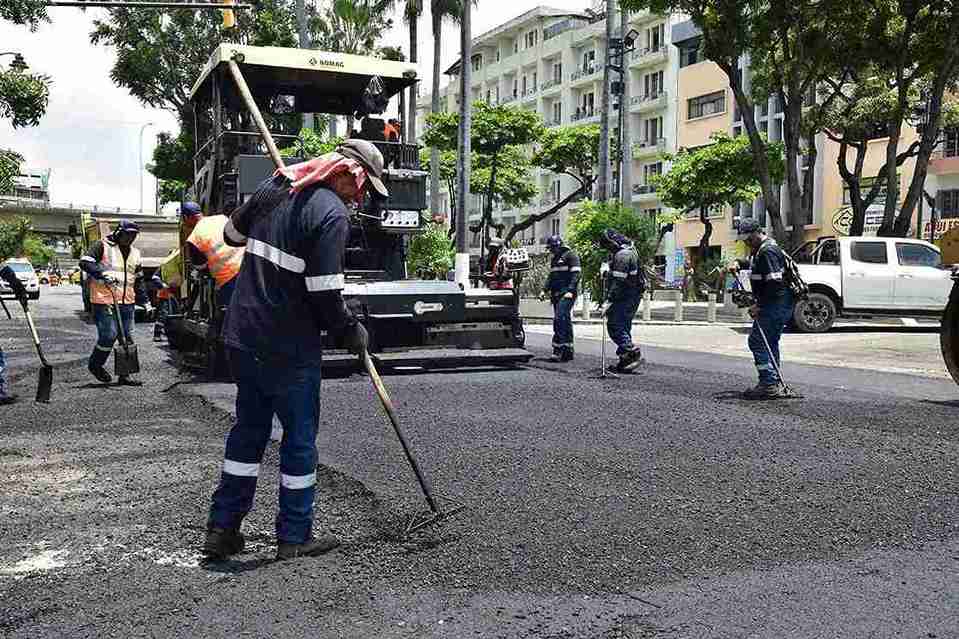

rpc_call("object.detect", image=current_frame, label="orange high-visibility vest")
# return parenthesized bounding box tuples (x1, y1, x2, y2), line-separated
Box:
(89, 240, 141, 305)
(186, 215, 245, 289)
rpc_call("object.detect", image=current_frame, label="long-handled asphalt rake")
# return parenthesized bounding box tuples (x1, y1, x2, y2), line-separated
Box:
(224, 54, 464, 535)
(362, 351, 465, 534)
(589, 263, 618, 380)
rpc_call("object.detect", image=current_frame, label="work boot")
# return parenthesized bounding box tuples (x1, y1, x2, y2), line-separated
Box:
(560, 348, 574, 362)
(0, 394, 18, 406)
(117, 376, 143, 387)
(88, 362, 112, 384)
(743, 383, 785, 400)
(153, 324, 164, 342)
(622, 347, 644, 372)
(275, 534, 340, 561)
(202, 527, 245, 560)
(548, 349, 564, 363)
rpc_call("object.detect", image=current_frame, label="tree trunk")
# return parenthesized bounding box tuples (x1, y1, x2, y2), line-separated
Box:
(619, 4, 632, 207)
(781, 90, 807, 251)
(698, 207, 712, 263)
(481, 155, 499, 267)
(877, 118, 904, 237)
(503, 179, 592, 243)
(430, 11, 443, 222)
(398, 91, 406, 141)
(596, 0, 615, 201)
(407, 11, 418, 145)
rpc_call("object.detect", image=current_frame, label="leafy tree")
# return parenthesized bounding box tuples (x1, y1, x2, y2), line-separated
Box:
(312, 0, 395, 55)
(406, 221, 454, 278)
(0, 149, 24, 194)
(0, 0, 48, 29)
(424, 101, 544, 250)
(504, 124, 601, 243)
(279, 128, 343, 158)
(0, 216, 49, 264)
(622, 0, 848, 249)
(655, 132, 785, 261)
(566, 199, 662, 297)
(0, 64, 51, 128)
(157, 179, 189, 206)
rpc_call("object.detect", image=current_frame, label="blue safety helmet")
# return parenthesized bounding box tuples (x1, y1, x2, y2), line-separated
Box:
(736, 218, 763, 236)
(113, 219, 140, 235)
(601, 229, 628, 251)
(546, 235, 564, 252)
(180, 201, 202, 217)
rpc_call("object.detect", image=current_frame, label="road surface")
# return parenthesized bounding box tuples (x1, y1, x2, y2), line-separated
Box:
(1, 286, 956, 638)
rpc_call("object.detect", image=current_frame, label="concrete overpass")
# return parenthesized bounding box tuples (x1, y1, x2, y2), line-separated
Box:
(0, 199, 171, 236)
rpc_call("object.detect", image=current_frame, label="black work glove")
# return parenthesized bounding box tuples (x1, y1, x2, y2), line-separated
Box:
(342, 320, 369, 356)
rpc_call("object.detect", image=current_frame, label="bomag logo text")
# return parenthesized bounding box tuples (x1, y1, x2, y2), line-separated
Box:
(309, 57, 345, 68)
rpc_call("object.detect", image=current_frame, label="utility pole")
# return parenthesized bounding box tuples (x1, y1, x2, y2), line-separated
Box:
(619, 5, 632, 208)
(596, 0, 615, 202)
(454, 2, 472, 287)
(295, 0, 312, 131)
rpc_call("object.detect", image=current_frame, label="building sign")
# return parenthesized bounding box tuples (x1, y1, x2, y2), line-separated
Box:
(923, 217, 959, 241)
(832, 206, 884, 237)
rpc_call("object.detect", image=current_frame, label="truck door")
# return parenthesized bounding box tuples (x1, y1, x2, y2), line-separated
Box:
(893, 242, 952, 310)
(843, 240, 896, 309)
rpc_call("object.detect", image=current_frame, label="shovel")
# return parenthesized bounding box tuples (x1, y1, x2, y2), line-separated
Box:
(20, 301, 53, 403)
(108, 283, 140, 378)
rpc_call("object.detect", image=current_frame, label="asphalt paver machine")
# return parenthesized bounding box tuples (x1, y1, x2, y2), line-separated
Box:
(165, 44, 531, 376)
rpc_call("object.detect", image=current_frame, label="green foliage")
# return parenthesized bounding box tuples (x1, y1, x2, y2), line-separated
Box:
(157, 179, 189, 206)
(312, 0, 395, 55)
(471, 146, 537, 210)
(406, 221, 454, 279)
(0, 217, 33, 262)
(0, 148, 24, 193)
(419, 147, 457, 184)
(0, 0, 48, 29)
(423, 101, 545, 155)
(531, 124, 600, 183)
(22, 235, 53, 267)
(655, 132, 785, 213)
(280, 128, 343, 158)
(517, 253, 551, 298)
(566, 200, 661, 296)
(0, 66, 51, 128)
(150, 131, 193, 183)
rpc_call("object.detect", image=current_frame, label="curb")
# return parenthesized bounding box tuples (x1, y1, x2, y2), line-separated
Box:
(522, 316, 749, 327)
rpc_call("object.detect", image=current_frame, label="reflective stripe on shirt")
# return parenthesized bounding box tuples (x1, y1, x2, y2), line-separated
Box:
(611, 270, 628, 279)
(246, 238, 305, 273)
(304, 273, 345, 292)
(765, 271, 783, 281)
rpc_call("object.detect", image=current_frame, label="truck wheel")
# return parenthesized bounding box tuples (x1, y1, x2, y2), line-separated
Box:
(793, 292, 836, 333)
(940, 283, 959, 386)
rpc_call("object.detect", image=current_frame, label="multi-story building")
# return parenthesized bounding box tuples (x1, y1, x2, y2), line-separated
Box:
(416, 4, 682, 255)
(927, 125, 959, 238)
(2, 168, 51, 207)
(418, 6, 948, 276)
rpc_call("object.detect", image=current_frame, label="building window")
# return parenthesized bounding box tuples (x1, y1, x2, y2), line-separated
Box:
(522, 76, 527, 94)
(485, 89, 491, 103)
(758, 98, 768, 117)
(550, 218, 560, 236)
(760, 120, 768, 135)
(552, 101, 562, 123)
(583, 50, 596, 72)
(513, 78, 518, 98)
(944, 127, 959, 158)
(471, 55, 482, 72)
(580, 91, 595, 116)
(496, 50, 501, 63)
(643, 70, 664, 98)
(646, 24, 665, 52)
(525, 29, 539, 49)
(643, 162, 663, 184)
(678, 38, 701, 67)
(643, 116, 663, 143)
(551, 180, 561, 200)
(687, 91, 726, 120)
(940, 189, 959, 218)
(552, 62, 562, 84)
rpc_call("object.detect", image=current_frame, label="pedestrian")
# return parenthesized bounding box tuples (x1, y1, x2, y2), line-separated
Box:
(728, 219, 794, 399)
(79, 220, 144, 387)
(599, 229, 644, 373)
(540, 235, 581, 362)
(201, 139, 379, 561)
(0, 263, 29, 405)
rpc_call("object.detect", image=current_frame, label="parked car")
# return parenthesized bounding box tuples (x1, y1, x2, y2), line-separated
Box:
(0, 259, 40, 300)
(790, 236, 952, 332)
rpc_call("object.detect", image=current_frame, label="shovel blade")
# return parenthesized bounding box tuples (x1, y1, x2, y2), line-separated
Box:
(36, 365, 53, 403)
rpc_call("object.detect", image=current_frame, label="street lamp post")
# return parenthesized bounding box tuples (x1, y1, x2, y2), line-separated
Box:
(139, 122, 155, 214)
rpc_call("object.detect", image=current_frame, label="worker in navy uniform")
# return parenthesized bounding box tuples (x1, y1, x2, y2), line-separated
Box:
(729, 219, 794, 399)
(202, 139, 384, 561)
(600, 229, 644, 372)
(541, 235, 581, 362)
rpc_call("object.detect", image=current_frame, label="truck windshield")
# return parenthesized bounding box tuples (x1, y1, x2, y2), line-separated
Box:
(4, 263, 34, 273)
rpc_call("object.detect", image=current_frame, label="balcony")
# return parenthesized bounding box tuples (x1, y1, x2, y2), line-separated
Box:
(930, 143, 959, 176)
(523, 86, 539, 100)
(632, 183, 659, 201)
(570, 65, 599, 85)
(630, 91, 668, 113)
(571, 108, 598, 122)
(541, 77, 563, 93)
(544, 118, 563, 128)
(629, 47, 668, 69)
(500, 94, 518, 105)
(632, 137, 666, 159)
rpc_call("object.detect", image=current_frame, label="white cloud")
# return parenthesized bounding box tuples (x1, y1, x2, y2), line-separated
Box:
(0, 1, 587, 211)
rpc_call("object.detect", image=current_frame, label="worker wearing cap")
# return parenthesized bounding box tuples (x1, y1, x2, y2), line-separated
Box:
(202, 139, 382, 562)
(180, 201, 203, 231)
(540, 235, 581, 362)
(728, 219, 793, 399)
(0, 264, 29, 405)
(79, 220, 144, 386)
(600, 229, 644, 372)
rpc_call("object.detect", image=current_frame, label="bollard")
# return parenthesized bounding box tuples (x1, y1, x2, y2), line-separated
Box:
(673, 290, 683, 322)
(642, 292, 651, 321)
(707, 292, 717, 323)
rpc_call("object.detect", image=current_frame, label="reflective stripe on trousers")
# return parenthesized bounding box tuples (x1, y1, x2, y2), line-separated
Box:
(552, 296, 575, 352)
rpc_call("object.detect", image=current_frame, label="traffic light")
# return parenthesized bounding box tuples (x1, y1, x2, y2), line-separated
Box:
(221, 0, 236, 29)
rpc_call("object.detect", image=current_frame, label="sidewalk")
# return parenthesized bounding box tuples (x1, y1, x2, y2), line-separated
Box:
(520, 296, 749, 325)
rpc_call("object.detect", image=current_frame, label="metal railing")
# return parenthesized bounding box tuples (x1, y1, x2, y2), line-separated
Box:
(633, 137, 667, 157)
(630, 91, 668, 109)
(541, 78, 562, 91)
(0, 195, 144, 216)
(570, 66, 598, 82)
(571, 108, 596, 121)
(632, 183, 658, 195)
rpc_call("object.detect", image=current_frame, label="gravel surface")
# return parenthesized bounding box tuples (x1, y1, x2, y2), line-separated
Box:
(1, 286, 957, 638)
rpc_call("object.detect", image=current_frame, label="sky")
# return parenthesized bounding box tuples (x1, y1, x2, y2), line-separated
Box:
(0, 1, 591, 214)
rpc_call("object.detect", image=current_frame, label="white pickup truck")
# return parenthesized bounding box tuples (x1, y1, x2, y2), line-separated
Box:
(790, 236, 953, 332)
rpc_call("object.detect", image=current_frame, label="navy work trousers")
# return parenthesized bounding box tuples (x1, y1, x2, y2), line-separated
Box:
(748, 291, 794, 385)
(552, 295, 575, 354)
(208, 348, 322, 544)
(607, 287, 642, 355)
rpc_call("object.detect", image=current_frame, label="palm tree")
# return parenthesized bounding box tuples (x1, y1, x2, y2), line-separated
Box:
(429, 0, 469, 220)
(403, 1, 424, 144)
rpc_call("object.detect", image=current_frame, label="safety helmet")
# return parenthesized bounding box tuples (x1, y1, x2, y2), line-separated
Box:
(601, 228, 627, 251)
(113, 219, 140, 235)
(736, 218, 763, 236)
(488, 237, 505, 249)
(546, 235, 563, 251)
(180, 201, 202, 217)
